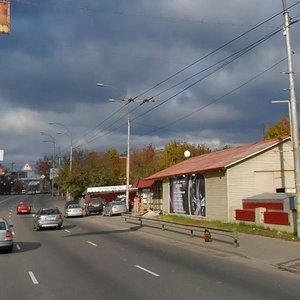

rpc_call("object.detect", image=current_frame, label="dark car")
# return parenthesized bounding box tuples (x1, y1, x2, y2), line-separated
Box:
(85, 198, 105, 215)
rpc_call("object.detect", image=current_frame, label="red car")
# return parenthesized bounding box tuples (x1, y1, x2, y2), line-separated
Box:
(17, 202, 31, 214)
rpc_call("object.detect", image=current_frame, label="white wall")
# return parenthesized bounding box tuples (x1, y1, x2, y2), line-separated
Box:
(227, 141, 294, 221)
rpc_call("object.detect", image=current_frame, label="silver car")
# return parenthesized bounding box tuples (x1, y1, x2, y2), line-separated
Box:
(103, 200, 127, 216)
(33, 208, 63, 231)
(64, 203, 84, 218)
(0, 218, 13, 253)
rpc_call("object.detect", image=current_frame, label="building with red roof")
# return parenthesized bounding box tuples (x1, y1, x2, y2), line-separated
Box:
(146, 137, 296, 224)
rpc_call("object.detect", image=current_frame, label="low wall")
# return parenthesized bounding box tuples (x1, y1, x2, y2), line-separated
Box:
(235, 207, 296, 233)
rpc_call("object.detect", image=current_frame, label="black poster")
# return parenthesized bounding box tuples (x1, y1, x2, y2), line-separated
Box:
(170, 174, 205, 216)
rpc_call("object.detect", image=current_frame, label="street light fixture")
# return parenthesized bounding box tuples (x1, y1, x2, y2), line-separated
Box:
(48, 122, 73, 201)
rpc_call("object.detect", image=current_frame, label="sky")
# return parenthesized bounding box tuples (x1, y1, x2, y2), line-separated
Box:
(0, 0, 300, 171)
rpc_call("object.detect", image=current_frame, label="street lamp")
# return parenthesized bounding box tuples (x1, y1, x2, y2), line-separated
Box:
(109, 98, 131, 211)
(97, 83, 132, 210)
(41, 131, 56, 197)
(96, 83, 122, 93)
(97, 83, 154, 210)
(48, 122, 73, 200)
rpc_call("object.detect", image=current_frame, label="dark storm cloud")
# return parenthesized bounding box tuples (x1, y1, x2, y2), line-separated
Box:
(0, 0, 299, 168)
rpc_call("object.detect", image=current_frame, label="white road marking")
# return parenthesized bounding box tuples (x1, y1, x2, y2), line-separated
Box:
(135, 265, 160, 277)
(87, 241, 97, 247)
(64, 229, 71, 233)
(28, 271, 39, 284)
(16, 244, 21, 251)
(0, 198, 13, 205)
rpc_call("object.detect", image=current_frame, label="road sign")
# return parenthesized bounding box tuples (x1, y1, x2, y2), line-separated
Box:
(22, 161, 32, 172)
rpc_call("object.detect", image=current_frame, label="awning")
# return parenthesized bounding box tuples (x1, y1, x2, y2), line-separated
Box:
(131, 179, 156, 189)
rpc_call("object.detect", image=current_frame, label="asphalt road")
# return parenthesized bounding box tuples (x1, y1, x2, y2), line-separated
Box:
(0, 194, 299, 300)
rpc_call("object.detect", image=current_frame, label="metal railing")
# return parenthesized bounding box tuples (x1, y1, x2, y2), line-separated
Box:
(122, 214, 239, 247)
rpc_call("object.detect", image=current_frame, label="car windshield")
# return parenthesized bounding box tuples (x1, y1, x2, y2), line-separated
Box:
(113, 201, 125, 206)
(90, 198, 104, 204)
(40, 209, 60, 215)
(68, 204, 81, 209)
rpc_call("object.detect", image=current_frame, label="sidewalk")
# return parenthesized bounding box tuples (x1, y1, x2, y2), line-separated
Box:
(234, 233, 300, 274)
(54, 198, 300, 275)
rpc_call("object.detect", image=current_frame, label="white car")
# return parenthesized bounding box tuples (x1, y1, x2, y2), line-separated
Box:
(103, 200, 127, 216)
(0, 218, 13, 253)
(64, 204, 84, 218)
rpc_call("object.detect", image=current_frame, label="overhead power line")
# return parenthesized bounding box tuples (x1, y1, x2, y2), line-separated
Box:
(134, 1, 300, 100)
(138, 58, 287, 138)
(72, 20, 287, 150)
(33, 1, 300, 154)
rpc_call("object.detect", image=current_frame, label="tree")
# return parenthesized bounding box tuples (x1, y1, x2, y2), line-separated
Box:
(162, 140, 212, 168)
(263, 115, 290, 140)
(41, 139, 213, 199)
(130, 144, 160, 181)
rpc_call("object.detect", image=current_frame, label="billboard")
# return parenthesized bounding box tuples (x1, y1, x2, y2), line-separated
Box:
(169, 174, 206, 216)
(0, 1, 10, 34)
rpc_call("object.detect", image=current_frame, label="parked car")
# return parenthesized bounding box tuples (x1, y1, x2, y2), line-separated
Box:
(64, 203, 84, 218)
(102, 200, 127, 216)
(0, 218, 13, 253)
(85, 197, 106, 215)
(16, 202, 31, 214)
(33, 208, 63, 231)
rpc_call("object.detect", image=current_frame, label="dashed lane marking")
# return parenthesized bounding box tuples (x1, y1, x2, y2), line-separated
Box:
(87, 241, 97, 247)
(28, 271, 39, 284)
(135, 265, 160, 277)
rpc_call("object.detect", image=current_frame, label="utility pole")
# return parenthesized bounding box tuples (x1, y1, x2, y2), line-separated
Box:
(125, 114, 130, 211)
(282, 0, 300, 237)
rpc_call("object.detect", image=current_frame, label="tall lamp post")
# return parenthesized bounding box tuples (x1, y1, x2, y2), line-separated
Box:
(97, 83, 132, 210)
(48, 122, 73, 200)
(41, 132, 56, 197)
(109, 99, 131, 211)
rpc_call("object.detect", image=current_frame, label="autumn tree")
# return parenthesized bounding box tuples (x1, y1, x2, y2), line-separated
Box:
(130, 144, 160, 181)
(162, 139, 211, 168)
(263, 115, 290, 140)
(43, 139, 213, 199)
